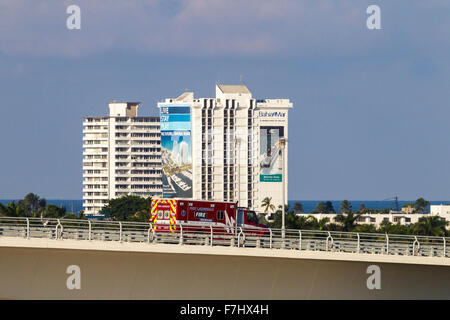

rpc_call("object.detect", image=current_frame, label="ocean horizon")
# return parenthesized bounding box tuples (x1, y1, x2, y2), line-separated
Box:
(1, 199, 448, 215)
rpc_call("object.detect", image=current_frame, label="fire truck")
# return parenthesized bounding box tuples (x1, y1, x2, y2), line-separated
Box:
(150, 198, 268, 235)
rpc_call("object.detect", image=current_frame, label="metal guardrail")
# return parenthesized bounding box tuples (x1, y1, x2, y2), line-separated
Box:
(0, 217, 448, 258)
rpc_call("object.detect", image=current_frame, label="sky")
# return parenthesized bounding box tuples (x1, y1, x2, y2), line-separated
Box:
(0, 0, 449, 201)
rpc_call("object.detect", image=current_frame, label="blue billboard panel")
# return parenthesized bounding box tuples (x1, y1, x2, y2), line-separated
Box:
(160, 106, 191, 115)
(160, 114, 191, 123)
(160, 121, 191, 131)
(159, 104, 192, 198)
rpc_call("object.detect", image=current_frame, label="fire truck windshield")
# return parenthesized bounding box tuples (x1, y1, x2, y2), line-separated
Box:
(246, 211, 256, 223)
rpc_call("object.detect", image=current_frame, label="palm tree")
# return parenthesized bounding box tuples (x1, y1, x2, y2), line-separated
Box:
(293, 202, 303, 213)
(412, 216, 448, 237)
(414, 197, 430, 213)
(357, 204, 368, 214)
(334, 211, 362, 232)
(317, 217, 330, 231)
(338, 200, 352, 214)
(304, 215, 330, 231)
(355, 224, 377, 233)
(24, 193, 40, 216)
(261, 197, 275, 215)
(0, 201, 25, 217)
(306, 215, 319, 229)
(295, 215, 308, 229)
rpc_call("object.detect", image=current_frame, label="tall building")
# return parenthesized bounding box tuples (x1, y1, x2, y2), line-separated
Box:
(158, 84, 292, 212)
(82, 102, 162, 216)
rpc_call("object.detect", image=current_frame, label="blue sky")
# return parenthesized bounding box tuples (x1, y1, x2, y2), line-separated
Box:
(1, 0, 449, 200)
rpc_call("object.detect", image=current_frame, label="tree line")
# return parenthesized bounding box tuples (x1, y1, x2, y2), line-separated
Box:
(2, 194, 447, 237)
(260, 197, 448, 237)
(0, 193, 82, 219)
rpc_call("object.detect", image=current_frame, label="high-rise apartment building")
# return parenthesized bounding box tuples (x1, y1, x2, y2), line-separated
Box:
(158, 85, 292, 212)
(82, 102, 162, 216)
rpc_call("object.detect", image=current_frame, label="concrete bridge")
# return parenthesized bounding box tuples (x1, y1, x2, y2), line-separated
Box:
(1, 236, 449, 299)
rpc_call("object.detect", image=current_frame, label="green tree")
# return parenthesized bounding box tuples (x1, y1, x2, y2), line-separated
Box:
(357, 204, 368, 214)
(414, 197, 430, 213)
(411, 216, 448, 237)
(312, 202, 326, 214)
(312, 201, 335, 214)
(23, 193, 42, 217)
(324, 201, 335, 213)
(354, 224, 377, 233)
(294, 215, 309, 229)
(325, 223, 341, 231)
(308, 217, 330, 231)
(43, 204, 66, 218)
(0, 201, 27, 217)
(261, 197, 276, 215)
(100, 195, 151, 221)
(269, 204, 294, 229)
(63, 213, 78, 220)
(377, 221, 410, 235)
(293, 202, 303, 213)
(334, 211, 361, 232)
(338, 200, 352, 214)
(128, 209, 151, 222)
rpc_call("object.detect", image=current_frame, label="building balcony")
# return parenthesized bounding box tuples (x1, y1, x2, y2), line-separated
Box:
(83, 173, 108, 178)
(82, 202, 106, 208)
(83, 158, 108, 163)
(114, 127, 130, 132)
(83, 188, 108, 193)
(83, 128, 108, 133)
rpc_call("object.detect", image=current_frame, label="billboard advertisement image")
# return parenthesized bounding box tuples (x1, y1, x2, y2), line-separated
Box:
(260, 126, 284, 182)
(160, 104, 192, 198)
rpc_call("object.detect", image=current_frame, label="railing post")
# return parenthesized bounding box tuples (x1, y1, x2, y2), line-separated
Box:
(357, 233, 360, 253)
(269, 228, 272, 249)
(152, 227, 156, 244)
(88, 220, 92, 241)
(386, 234, 389, 255)
(413, 236, 420, 256)
(326, 232, 333, 251)
(210, 226, 213, 246)
(443, 237, 446, 258)
(298, 230, 302, 251)
(26, 218, 30, 239)
(119, 222, 122, 243)
(238, 227, 244, 247)
(179, 224, 183, 245)
(147, 223, 152, 243)
(55, 219, 63, 239)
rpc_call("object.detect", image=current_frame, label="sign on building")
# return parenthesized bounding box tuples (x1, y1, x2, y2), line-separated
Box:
(160, 105, 193, 198)
(260, 126, 284, 182)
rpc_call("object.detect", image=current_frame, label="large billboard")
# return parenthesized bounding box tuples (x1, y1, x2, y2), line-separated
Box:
(260, 126, 284, 182)
(160, 104, 192, 198)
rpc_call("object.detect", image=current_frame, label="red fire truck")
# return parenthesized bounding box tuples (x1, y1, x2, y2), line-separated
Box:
(150, 198, 268, 235)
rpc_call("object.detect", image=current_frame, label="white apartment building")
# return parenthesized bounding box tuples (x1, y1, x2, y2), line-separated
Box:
(82, 102, 162, 216)
(157, 84, 293, 212)
(295, 205, 450, 229)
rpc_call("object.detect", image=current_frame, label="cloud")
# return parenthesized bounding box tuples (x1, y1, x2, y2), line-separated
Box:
(0, 0, 449, 59)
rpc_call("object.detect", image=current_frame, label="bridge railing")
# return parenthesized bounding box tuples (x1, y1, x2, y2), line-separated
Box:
(0, 216, 447, 258)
